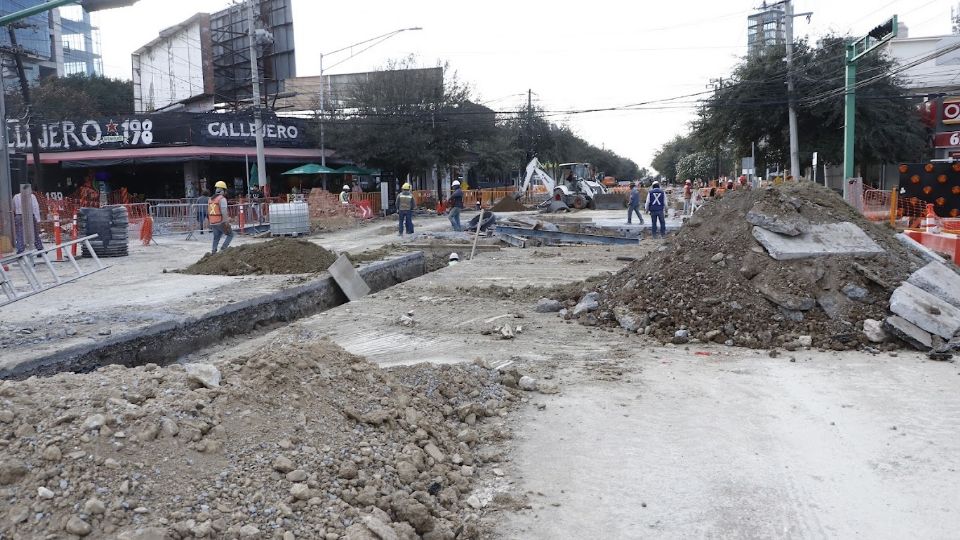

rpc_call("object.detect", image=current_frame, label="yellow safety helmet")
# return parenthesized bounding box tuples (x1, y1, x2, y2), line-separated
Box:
(214, 181, 228, 189)
(402, 183, 412, 190)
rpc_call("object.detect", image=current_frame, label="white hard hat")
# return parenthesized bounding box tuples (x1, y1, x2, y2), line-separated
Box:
(342, 185, 350, 191)
(452, 181, 461, 186)
(449, 252, 460, 261)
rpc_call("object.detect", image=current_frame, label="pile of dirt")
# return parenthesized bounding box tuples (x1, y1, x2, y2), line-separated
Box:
(182, 238, 338, 276)
(489, 196, 526, 213)
(0, 339, 522, 539)
(585, 182, 924, 350)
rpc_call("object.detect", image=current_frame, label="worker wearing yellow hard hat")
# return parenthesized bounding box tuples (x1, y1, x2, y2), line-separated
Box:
(396, 182, 415, 236)
(208, 181, 234, 253)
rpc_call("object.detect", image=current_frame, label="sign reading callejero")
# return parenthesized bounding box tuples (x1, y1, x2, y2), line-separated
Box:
(6, 113, 314, 152)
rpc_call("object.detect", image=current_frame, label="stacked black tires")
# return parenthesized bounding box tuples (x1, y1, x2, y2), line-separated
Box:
(79, 206, 129, 258)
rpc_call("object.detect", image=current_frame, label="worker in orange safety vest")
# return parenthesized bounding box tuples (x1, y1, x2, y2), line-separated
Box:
(208, 181, 234, 253)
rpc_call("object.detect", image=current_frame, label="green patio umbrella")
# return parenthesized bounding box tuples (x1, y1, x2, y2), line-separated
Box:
(282, 163, 338, 175)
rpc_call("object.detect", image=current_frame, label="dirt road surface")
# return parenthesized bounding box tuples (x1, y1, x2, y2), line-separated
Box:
(496, 349, 960, 540)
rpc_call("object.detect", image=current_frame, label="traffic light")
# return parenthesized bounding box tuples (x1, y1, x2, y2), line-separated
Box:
(867, 18, 895, 42)
(80, 0, 139, 11)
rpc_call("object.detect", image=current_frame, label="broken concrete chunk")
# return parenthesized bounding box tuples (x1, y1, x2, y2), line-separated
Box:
(883, 315, 933, 350)
(745, 209, 809, 236)
(613, 306, 640, 332)
(573, 292, 600, 316)
(758, 283, 815, 311)
(841, 283, 868, 301)
(184, 363, 221, 389)
(907, 262, 960, 310)
(889, 282, 960, 340)
(534, 298, 563, 313)
(518, 376, 537, 391)
(752, 222, 884, 261)
(862, 319, 887, 343)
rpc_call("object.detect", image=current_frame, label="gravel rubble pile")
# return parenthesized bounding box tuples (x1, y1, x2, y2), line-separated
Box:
(572, 183, 925, 350)
(181, 238, 338, 276)
(0, 339, 522, 539)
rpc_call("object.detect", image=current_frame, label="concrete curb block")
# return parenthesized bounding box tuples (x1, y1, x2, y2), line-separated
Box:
(1, 252, 426, 380)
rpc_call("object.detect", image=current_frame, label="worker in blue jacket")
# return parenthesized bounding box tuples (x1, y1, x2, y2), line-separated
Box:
(645, 181, 667, 239)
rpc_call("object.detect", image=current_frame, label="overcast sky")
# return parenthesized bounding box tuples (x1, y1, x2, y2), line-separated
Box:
(95, 0, 955, 172)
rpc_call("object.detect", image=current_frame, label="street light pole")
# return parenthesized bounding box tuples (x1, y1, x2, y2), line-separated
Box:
(317, 26, 422, 168)
(246, 0, 267, 193)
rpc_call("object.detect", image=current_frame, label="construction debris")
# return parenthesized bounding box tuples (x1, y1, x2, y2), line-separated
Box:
(584, 182, 925, 350)
(490, 196, 526, 213)
(0, 340, 519, 539)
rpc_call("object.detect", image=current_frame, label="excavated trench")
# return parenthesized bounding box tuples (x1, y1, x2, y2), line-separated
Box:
(1, 252, 427, 379)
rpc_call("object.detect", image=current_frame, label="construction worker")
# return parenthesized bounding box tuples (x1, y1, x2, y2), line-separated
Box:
(683, 179, 693, 216)
(12, 190, 43, 254)
(339, 184, 351, 206)
(448, 252, 460, 266)
(196, 188, 210, 234)
(645, 181, 667, 239)
(396, 182, 416, 236)
(627, 182, 644, 225)
(447, 180, 464, 232)
(208, 181, 234, 253)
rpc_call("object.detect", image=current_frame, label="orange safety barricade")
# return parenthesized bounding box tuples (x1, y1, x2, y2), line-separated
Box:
(140, 215, 154, 245)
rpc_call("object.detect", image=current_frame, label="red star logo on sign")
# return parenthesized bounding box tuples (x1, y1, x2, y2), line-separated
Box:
(105, 121, 118, 135)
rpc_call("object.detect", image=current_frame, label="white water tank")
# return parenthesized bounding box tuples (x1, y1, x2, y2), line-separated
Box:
(269, 202, 310, 236)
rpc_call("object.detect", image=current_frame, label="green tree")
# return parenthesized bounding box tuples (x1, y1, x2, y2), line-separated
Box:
(6, 74, 134, 120)
(328, 59, 496, 178)
(652, 134, 697, 181)
(694, 35, 928, 175)
(676, 151, 717, 181)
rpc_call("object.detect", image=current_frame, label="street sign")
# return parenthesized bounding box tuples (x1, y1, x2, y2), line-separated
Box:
(943, 97, 960, 125)
(934, 131, 960, 148)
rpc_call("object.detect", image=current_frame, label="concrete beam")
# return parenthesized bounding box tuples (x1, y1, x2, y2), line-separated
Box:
(889, 282, 960, 340)
(907, 262, 960, 310)
(752, 222, 884, 261)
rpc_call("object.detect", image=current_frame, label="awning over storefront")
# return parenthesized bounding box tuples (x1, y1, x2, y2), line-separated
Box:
(26, 146, 332, 168)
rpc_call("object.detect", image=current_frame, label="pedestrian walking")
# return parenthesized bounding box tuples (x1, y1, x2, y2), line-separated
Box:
(13, 191, 43, 254)
(645, 181, 667, 239)
(339, 184, 351, 206)
(195, 188, 210, 234)
(396, 182, 416, 236)
(208, 181, 234, 253)
(447, 180, 464, 231)
(627, 182, 644, 224)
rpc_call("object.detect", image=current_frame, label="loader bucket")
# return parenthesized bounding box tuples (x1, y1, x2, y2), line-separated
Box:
(591, 193, 628, 210)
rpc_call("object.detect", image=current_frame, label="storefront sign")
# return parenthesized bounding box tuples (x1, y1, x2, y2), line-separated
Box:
(944, 97, 960, 125)
(934, 131, 960, 148)
(6, 113, 313, 152)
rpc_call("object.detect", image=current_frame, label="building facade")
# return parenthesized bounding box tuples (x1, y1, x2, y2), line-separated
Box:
(747, 2, 786, 55)
(0, 1, 101, 83)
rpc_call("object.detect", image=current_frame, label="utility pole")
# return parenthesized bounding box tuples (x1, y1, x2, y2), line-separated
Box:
(526, 88, 533, 162)
(246, 0, 267, 194)
(843, 16, 897, 199)
(0, 65, 12, 251)
(6, 25, 43, 190)
(319, 52, 325, 167)
(709, 77, 724, 180)
(784, 0, 800, 181)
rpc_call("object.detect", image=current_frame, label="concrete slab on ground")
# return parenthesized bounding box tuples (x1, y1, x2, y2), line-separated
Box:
(752, 222, 885, 260)
(889, 282, 960, 340)
(906, 261, 960, 310)
(328, 254, 370, 301)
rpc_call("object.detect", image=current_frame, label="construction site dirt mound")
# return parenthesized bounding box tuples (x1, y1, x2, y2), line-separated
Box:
(181, 238, 338, 275)
(490, 195, 527, 212)
(589, 182, 923, 350)
(0, 339, 520, 539)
